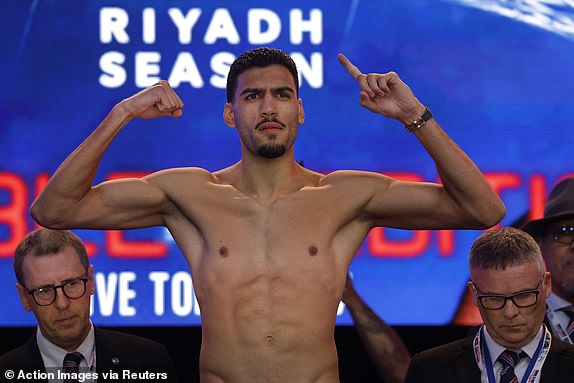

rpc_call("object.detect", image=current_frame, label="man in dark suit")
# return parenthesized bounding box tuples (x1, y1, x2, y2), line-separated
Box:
(0, 228, 177, 382)
(404, 227, 574, 383)
(522, 177, 574, 344)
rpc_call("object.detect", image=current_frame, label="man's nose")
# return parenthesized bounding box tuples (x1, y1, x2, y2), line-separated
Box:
(501, 298, 520, 318)
(53, 287, 71, 309)
(260, 96, 277, 116)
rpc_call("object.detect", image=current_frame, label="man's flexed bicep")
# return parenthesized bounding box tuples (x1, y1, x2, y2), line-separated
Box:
(32, 175, 171, 230)
(361, 175, 496, 231)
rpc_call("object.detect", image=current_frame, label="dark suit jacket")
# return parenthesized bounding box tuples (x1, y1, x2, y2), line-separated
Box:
(404, 335, 574, 383)
(0, 327, 177, 382)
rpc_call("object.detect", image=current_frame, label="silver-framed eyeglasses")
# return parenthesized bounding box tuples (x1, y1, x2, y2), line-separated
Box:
(25, 276, 88, 306)
(472, 277, 543, 310)
(552, 223, 574, 246)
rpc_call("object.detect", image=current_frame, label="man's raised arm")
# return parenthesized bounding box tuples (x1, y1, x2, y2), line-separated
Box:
(31, 81, 184, 230)
(338, 54, 505, 229)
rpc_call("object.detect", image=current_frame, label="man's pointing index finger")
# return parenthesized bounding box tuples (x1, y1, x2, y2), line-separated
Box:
(338, 54, 362, 80)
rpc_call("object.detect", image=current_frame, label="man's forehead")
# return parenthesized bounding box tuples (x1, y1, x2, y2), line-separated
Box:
(472, 263, 541, 286)
(23, 249, 85, 286)
(236, 65, 296, 90)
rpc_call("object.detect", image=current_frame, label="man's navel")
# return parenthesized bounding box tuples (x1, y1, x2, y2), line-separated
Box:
(219, 246, 229, 257)
(264, 335, 275, 346)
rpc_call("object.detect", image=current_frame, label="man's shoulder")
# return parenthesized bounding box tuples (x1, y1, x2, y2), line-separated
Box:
(94, 328, 176, 380)
(319, 169, 391, 186)
(0, 335, 40, 369)
(412, 336, 474, 363)
(95, 328, 168, 352)
(0, 344, 30, 364)
(405, 337, 478, 383)
(148, 167, 214, 184)
(550, 337, 574, 357)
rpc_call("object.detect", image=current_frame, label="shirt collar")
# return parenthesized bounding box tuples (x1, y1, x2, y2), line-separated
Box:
(37, 320, 95, 368)
(547, 292, 572, 312)
(483, 324, 543, 361)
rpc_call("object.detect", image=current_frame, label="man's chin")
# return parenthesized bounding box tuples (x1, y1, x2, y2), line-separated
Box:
(497, 326, 533, 347)
(257, 145, 286, 159)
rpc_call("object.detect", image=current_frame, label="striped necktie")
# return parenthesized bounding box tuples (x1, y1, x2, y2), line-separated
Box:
(63, 352, 83, 383)
(561, 306, 574, 339)
(497, 349, 522, 383)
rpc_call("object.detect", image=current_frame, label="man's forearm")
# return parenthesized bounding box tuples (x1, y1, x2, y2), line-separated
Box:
(412, 117, 505, 228)
(31, 104, 133, 226)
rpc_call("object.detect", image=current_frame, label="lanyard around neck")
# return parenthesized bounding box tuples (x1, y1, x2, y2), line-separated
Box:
(473, 324, 551, 383)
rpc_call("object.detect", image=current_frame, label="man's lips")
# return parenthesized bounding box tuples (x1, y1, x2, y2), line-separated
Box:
(259, 125, 283, 133)
(501, 323, 525, 330)
(56, 315, 76, 325)
(256, 118, 286, 131)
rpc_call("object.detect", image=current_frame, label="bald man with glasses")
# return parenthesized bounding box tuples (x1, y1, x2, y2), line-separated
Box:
(404, 227, 574, 383)
(0, 228, 177, 383)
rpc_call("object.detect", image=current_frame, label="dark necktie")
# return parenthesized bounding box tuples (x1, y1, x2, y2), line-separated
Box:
(498, 349, 522, 383)
(63, 352, 83, 383)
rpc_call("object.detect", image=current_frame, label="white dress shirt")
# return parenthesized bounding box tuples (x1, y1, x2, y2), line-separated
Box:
(483, 326, 543, 383)
(36, 321, 96, 383)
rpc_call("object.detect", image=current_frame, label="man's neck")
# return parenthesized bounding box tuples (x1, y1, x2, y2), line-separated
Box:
(234, 152, 305, 197)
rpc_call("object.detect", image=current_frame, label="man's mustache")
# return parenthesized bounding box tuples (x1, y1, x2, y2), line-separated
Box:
(256, 117, 287, 129)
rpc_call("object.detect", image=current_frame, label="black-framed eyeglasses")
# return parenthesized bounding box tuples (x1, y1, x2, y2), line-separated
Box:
(472, 277, 543, 310)
(25, 276, 88, 306)
(552, 224, 574, 246)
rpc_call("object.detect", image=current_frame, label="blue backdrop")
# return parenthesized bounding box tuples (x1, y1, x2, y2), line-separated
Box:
(1, 0, 573, 326)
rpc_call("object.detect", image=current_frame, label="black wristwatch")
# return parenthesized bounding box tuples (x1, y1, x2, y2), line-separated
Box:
(404, 107, 433, 133)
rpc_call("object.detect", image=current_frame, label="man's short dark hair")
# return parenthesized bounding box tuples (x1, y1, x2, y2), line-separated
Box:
(14, 228, 89, 286)
(469, 227, 544, 276)
(226, 47, 299, 103)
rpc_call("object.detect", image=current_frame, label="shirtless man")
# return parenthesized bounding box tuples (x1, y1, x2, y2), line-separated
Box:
(31, 47, 505, 382)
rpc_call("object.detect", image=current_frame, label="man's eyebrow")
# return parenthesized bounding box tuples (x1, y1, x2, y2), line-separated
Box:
(31, 283, 56, 290)
(239, 86, 295, 96)
(274, 86, 295, 94)
(239, 87, 263, 96)
(31, 275, 86, 289)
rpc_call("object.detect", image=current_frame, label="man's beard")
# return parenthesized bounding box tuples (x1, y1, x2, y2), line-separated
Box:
(257, 143, 286, 159)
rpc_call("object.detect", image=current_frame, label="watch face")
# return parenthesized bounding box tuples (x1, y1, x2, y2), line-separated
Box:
(421, 108, 433, 122)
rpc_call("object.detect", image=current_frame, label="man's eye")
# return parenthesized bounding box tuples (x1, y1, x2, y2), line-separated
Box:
(245, 93, 258, 100)
(36, 288, 53, 296)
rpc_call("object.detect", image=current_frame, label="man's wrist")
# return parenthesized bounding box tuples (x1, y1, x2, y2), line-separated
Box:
(113, 100, 137, 121)
(404, 107, 433, 133)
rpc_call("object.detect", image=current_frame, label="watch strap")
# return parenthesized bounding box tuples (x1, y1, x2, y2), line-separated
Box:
(404, 107, 433, 133)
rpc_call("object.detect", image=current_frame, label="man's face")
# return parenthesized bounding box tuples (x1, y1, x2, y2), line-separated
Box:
(538, 219, 574, 301)
(469, 262, 550, 349)
(224, 65, 304, 159)
(17, 247, 94, 351)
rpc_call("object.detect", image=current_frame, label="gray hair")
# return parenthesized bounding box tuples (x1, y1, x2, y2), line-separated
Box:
(469, 227, 545, 278)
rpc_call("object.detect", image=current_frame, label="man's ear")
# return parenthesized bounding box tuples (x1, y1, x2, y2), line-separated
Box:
(16, 284, 32, 312)
(467, 281, 479, 307)
(298, 98, 305, 124)
(87, 265, 95, 296)
(224, 103, 236, 128)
